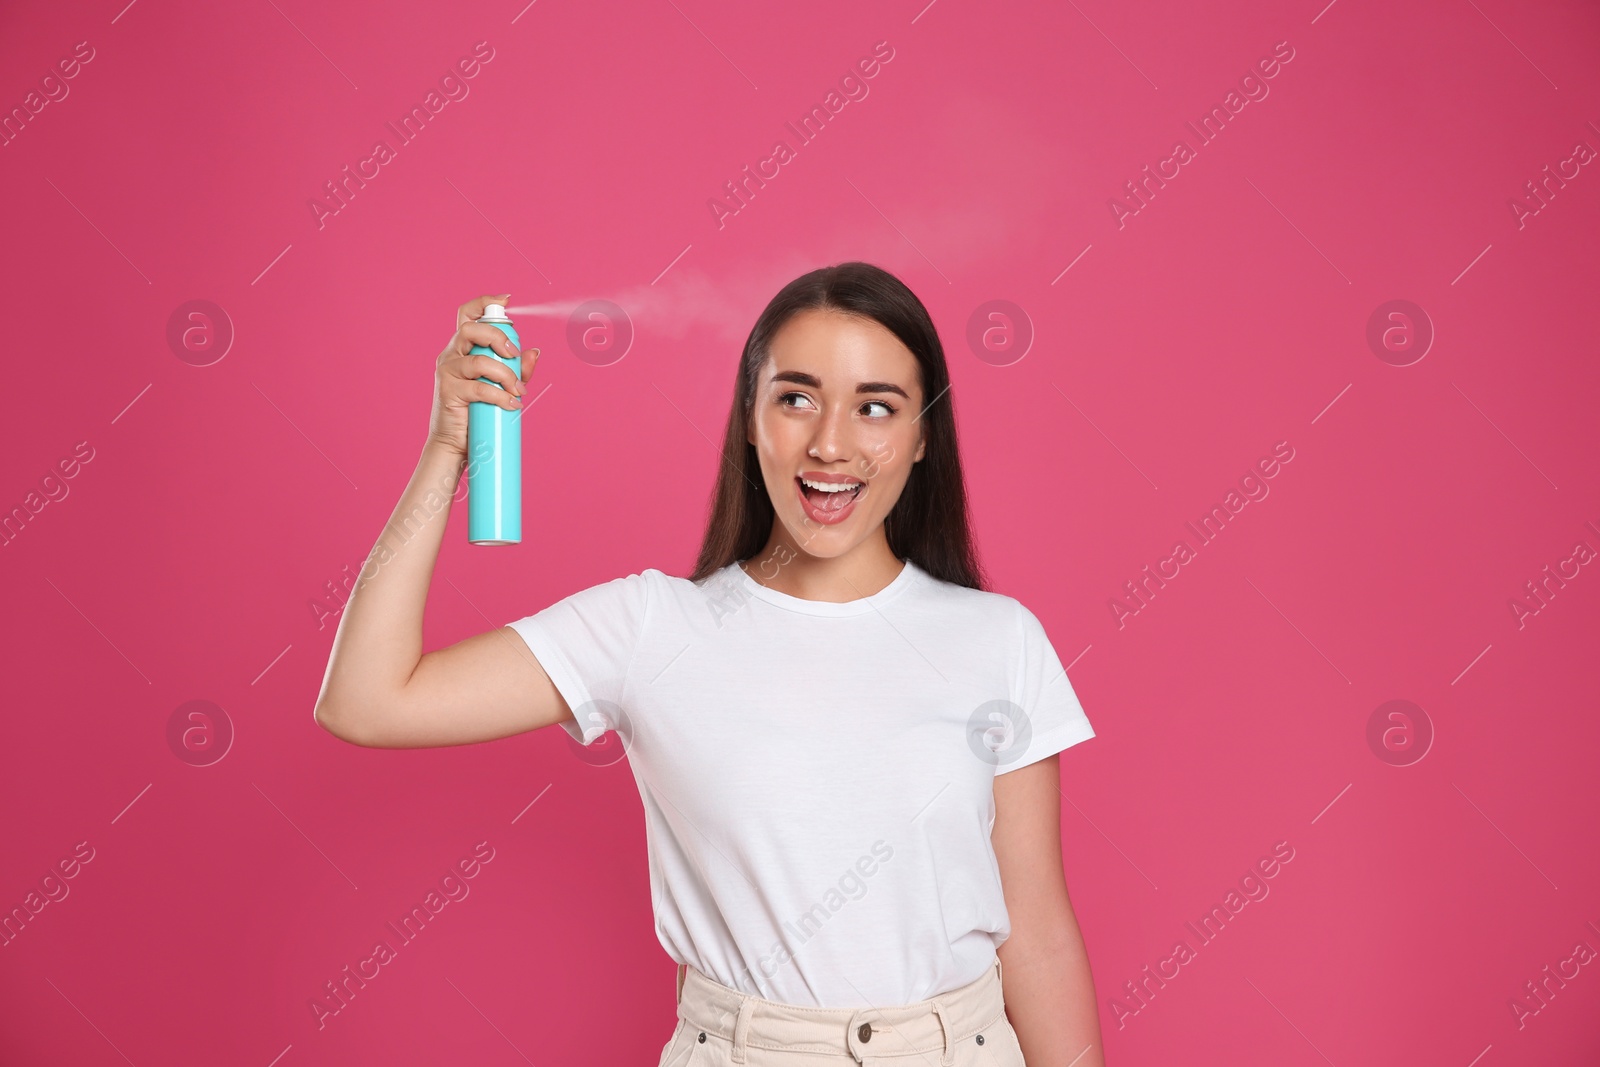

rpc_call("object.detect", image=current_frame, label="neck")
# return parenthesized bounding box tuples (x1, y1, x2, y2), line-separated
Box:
(743, 528, 905, 603)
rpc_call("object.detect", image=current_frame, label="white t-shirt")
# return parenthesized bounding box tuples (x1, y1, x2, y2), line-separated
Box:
(508, 558, 1095, 1008)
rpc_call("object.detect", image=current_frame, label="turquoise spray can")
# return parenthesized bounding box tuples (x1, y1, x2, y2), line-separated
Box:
(467, 304, 522, 545)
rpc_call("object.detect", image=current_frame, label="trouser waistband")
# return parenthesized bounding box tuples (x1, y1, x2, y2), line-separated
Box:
(673, 958, 1008, 1065)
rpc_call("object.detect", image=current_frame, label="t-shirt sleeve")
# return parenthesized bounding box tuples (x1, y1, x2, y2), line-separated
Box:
(1000, 600, 1095, 775)
(506, 570, 654, 746)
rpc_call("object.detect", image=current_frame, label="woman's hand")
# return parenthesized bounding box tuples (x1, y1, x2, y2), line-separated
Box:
(426, 292, 536, 456)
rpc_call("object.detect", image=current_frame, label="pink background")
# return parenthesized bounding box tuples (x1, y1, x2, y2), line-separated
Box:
(3, 0, 1599, 1063)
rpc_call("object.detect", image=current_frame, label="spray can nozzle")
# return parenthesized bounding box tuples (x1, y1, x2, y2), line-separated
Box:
(481, 303, 510, 322)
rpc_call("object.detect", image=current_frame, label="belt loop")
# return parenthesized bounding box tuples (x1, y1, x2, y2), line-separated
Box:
(929, 1000, 955, 1067)
(675, 963, 686, 1005)
(730, 996, 755, 1063)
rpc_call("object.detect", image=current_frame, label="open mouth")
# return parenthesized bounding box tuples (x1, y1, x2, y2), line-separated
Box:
(796, 476, 864, 524)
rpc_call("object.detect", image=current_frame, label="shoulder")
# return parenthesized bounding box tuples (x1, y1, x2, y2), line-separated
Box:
(586, 567, 689, 591)
(586, 567, 689, 611)
(909, 564, 1029, 631)
(910, 568, 1069, 663)
(536, 567, 680, 618)
(637, 567, 714, 599)
(625, 567, 731, 619)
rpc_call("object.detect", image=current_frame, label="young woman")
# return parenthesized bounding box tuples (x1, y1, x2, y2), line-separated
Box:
(315, 262, 1106, 1066)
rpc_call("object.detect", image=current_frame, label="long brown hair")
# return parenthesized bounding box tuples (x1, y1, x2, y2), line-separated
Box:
(688, 261, 987, 590)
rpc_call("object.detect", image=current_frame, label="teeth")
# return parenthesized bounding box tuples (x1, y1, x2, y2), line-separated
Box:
(801, 477, 862, 493)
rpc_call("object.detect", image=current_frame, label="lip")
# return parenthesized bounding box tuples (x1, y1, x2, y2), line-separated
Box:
(795, 474, 864, 526)
(798, 470, 865, 486)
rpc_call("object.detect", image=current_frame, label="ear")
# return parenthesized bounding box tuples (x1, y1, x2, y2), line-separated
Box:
(913, 426, 926, 464)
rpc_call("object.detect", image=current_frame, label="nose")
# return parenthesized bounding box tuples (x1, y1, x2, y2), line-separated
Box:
(808, 401, 851, 462)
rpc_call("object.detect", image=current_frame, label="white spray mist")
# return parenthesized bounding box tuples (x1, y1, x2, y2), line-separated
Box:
(505, 252, 822, 348)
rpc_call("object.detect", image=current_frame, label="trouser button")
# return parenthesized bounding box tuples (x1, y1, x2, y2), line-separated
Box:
(858, 1022, 872, 1042)
(697, 1032, 707, 1043)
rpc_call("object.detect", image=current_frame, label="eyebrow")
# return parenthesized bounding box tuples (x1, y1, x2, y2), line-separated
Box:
(767, 369, 910, 400)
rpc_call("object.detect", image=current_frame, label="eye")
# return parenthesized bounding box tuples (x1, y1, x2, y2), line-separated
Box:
(777, 391, 816, 410)
(776, 392, 896, 417)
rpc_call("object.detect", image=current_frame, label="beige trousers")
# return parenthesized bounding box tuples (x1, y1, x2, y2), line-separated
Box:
(658, 958, 1026, 1066)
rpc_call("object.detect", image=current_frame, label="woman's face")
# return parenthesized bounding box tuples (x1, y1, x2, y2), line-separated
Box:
(747, 308, 927, 559)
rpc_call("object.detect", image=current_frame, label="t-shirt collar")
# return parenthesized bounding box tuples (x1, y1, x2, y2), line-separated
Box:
(733, 557, 922, 617)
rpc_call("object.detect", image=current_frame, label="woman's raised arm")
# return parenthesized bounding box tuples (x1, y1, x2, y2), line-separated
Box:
(312, 293, 574, 749)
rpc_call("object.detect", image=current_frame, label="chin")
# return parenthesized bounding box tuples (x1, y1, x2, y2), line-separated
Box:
(789, 515, 870, 553)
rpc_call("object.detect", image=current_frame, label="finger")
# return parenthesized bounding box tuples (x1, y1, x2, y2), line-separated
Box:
(465, 379, 521, 411)
(450, 353, 523, 395)
(456, 293, 513, 330)
(519, 347, 541, 382)
(452, 321, 522, 360)
(455, 292, 512, 330)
